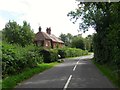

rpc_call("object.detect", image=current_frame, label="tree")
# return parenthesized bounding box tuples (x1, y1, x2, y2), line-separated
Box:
(59, 33, 67, 44)
(68, 2, 120, 62)
(59, 33, 85, 50)
(71, 36, 85, 50)
(68, 2, 120, 81)
(84, 35, 93, 52)
(19, 21, 35, 46)
(59, 33, 73, 47)
(2, 20, 20, 43)
(2, 20, 35, 46)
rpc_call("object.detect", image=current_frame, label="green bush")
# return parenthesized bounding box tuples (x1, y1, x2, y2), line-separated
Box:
(2, 42, 88, 78)
(50, 49, 58, 62)
(58, 49, 66, 58)
(57, 47, 88, 58)
(2, 42, 43, 78)
(40, 49, 58, 63)
(40, 49, 51, 63)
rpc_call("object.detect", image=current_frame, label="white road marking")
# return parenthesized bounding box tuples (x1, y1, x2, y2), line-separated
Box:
(64, 60, 79, 89)
(63, 75, 72, 90)
(77, 61, 79, 64)
(73, 61, 79, 71)
(73, 65, 77, 71)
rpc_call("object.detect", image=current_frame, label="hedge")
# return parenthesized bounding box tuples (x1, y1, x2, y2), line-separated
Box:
(2, 42, 43, 78)
(2, 42, 88, 78)
(40, 49, 58, 63)
(56, 47, 88, 58)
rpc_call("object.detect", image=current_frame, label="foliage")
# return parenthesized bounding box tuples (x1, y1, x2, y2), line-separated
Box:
(57, 49, 66, 58)
(68, 2, 120, 85)
(39, 46, 88, 63)
(40, 49, 58, 63)
(49, 49, 58, 62)
(59, 33, 73, 47)
(68, 2, 113, 33)
(57, 47, 88, 58)
(84, 35, 93, 52)
(2, 41, 88, 78)
(2, 20, 35, 47)
(59, 33, 92, 51)
(71, 36, 85, 50)
(2, 42, 43, 78)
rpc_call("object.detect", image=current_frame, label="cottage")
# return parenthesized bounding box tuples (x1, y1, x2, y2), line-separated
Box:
(34, 26, 64, 48)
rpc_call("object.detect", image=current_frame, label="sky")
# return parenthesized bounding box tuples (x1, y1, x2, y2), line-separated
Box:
(0, 0, 95, 37)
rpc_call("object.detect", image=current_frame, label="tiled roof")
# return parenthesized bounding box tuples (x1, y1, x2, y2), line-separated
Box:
(50, 34, 64, 43)
(34, 31, 64, 43)
(34, 32, 50, 40)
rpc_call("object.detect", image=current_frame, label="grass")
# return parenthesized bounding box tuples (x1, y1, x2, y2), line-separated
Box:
(0, 80, 2, 90)
(2, 62, 59, 90)
(93, 60, 120, 88)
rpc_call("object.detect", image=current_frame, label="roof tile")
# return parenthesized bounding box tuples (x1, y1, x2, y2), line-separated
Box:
(34, 31, 64, 43)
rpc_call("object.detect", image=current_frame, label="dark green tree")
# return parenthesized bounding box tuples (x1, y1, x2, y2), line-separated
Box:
(59, 33, 67, 44)
(71, 36, 85, 50)
(2, 20, 20, 43)
(84, 35, 93, 52)
(20, 21, 35, 46)
(68, 2, 120, 63)
(68, 2, 120, 82)
(2, 20, 35, 46)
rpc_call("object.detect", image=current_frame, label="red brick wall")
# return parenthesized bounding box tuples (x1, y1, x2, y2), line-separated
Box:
(36, 40, 64, 48)
(52, 42, 64, 48)
(44, 40, 51, 48)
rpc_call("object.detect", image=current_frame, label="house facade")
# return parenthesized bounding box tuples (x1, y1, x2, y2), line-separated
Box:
(34, 26, 64, 48)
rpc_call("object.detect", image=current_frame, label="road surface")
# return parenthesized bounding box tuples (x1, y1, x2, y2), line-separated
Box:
(15, 54, 115, 89)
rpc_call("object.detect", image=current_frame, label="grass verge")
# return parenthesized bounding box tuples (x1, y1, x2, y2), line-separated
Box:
(0, 80, 2, 90)
(93, 60, 120, 88)
(2, 62, 59, 90)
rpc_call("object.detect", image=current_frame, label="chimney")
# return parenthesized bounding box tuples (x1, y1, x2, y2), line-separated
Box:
(39, 26, 42, 32)
(46, 27, 51, 34)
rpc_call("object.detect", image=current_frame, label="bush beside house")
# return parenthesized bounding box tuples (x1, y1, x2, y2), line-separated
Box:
(57, 47, 88, 58)
(2, 42, 88, 78)
(2, 42, 43, 78)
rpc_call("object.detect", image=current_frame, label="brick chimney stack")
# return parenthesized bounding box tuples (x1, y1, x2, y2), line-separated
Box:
(39, 26, 42, 32)
(46, 27, 51, 34)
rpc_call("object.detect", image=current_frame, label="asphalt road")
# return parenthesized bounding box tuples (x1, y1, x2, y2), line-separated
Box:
(15, 54, 115, 89)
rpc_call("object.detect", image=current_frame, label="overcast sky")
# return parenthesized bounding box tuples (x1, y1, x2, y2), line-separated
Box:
(0, 0, 95, 37)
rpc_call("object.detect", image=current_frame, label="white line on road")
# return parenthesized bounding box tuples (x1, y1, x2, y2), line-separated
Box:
(63, 75, 72, 90)
(76, 61, 79, 64)
(64, 60, 79, 90)
(73, 61, 79, 71)
(73, 65, 77, 71)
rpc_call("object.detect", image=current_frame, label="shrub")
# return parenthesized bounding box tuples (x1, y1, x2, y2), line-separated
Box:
(40, 49, 51, 63)
(57, 49, 66, 58)
(2, 42, 43, 78)
(50, 49, 58, 62)
(40, 49, 58, 63)
(2, 42, 88, 78)
(57, 47, 88, 58)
